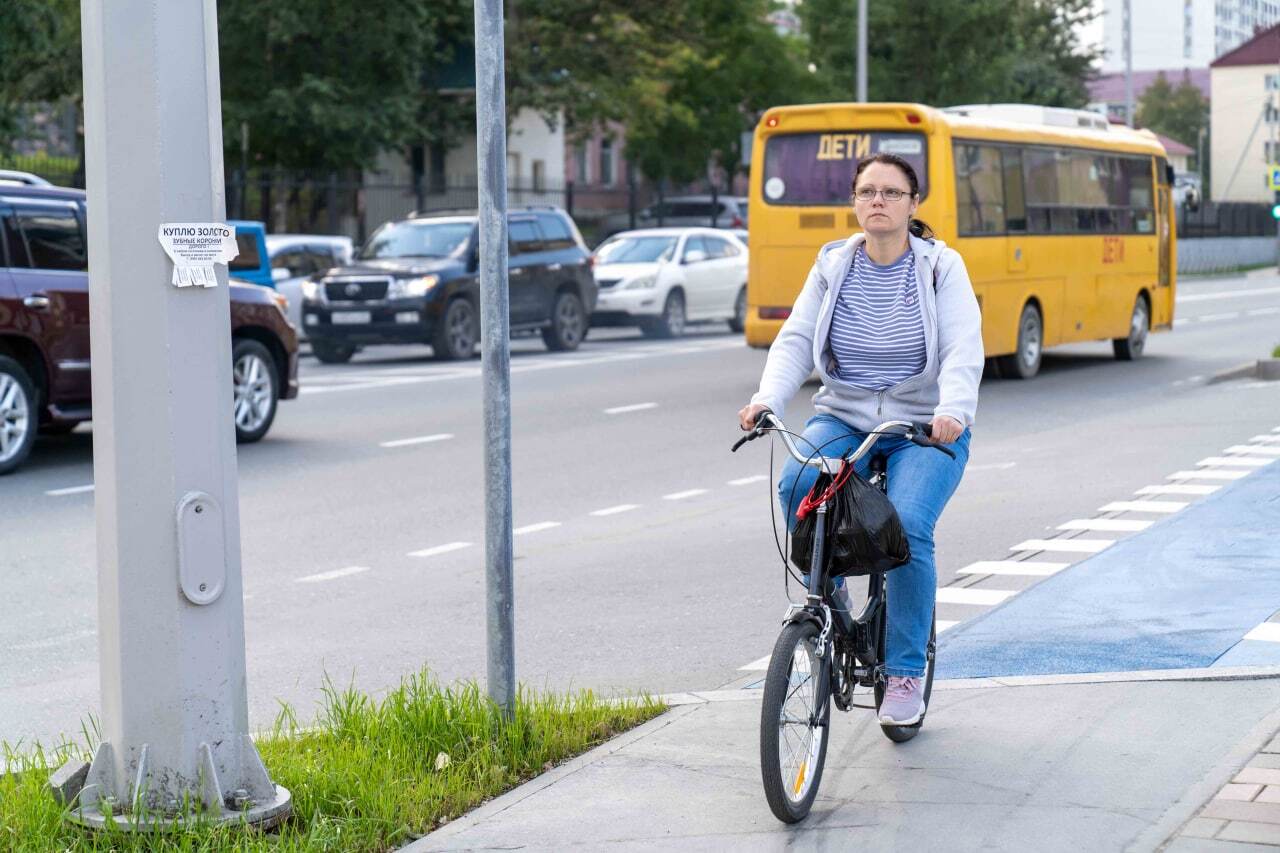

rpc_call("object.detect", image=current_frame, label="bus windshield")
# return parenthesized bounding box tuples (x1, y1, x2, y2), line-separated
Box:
(762, 131, 928, 205)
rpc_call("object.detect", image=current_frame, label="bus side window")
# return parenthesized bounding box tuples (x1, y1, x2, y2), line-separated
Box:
(954, 143, 1005, 236)
(1023, 147, 1058, 234)
(1001, 148, 1027, 233)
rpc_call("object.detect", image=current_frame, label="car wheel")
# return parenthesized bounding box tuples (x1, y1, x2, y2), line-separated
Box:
(642, 290, 686, 339)
(728, 285, 747, 333)
(542, 290, 586, 352)
(0, 355, 37, 475)
(233, 339, 279, 443)
(995, 302, 1043, 380)
(312, 340, 356, 364)
(1113, 294, 1149, 361)
(433, 297, 479, 360)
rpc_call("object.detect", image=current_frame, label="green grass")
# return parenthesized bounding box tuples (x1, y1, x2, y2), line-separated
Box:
(1272, 344, 1279, 358)
(0, 671, 663, 851)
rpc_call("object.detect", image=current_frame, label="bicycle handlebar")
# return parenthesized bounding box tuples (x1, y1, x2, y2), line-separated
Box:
(731, 410, 956, 467)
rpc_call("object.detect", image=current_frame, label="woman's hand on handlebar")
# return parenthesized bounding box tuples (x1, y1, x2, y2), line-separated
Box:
(739, 402, 770, 432)
(929, 414, 964, 444)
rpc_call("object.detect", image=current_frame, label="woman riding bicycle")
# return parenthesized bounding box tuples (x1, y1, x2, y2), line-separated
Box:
(738, 152, 983, 728)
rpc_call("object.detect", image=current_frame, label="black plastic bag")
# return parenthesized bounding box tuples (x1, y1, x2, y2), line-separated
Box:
(790, 463, 911, 577)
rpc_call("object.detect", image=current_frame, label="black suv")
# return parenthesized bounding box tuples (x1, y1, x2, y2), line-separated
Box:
(301, 207, 597, 362)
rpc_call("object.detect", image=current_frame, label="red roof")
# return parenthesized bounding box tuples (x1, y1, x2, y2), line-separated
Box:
(1152, 133, 1193, 156)
(1211, 22, 1280, 67)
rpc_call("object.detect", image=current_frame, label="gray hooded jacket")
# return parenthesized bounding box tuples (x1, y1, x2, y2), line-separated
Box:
(750, 233, 984, 431)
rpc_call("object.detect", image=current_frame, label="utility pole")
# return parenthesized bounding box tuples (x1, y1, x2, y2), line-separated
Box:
(1123, 0, 1134, 127)
(473, 0, 516, 716)
(65, 0, 290, 830)
(857, 0, 868, 102)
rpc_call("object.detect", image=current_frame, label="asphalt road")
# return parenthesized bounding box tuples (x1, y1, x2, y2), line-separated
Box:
(3, 271, 1279, 748)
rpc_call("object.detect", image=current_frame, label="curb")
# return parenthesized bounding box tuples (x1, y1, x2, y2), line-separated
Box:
(1209, 359, 1280, 384)
(400, 703, 703, 851)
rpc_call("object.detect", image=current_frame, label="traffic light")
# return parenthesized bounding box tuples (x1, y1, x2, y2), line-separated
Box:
(1273, 190, 1280, 220)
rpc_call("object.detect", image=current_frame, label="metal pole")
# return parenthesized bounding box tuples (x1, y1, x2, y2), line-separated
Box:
(1123, 0, 1134, 127)
(68, 0, 290, 830)
(856, 0, 868, 102)
(474, 0, 515, 715)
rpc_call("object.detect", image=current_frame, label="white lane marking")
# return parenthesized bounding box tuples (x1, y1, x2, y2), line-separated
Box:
(937, 620, 960, 634)
(1173, 318, 1191, 328)
(1178, 285, 1280, 303)
(663, 489, 708, 500)
(1225, 445, 1280, 456)
(1251, 435, 1280, 443)
(1012, 538, 1113, 554)
(1057, 518, 1152, 533)
(1248, 307, 1280, 316)
(1243, 623, 1280, 643)
(11, 628, 97, 651)
(408, 541, 471, 558)
(590, 504, 639, 517)
(1196, 312, 1241, 322)
(380, 433, 454, 449)
(1099, 500, 1187, 513)
(936, 587, 1015, 606)
(728, 475, 770, 486)
(968, 462, 1017, 471)
(514, 521, 561, 535)
(1136, 483, 1221, 496)
(46, 484, 94, 496)
(739, 655, 772, 671)
(1168, 469, 1249, 480)
(1198, 455, 1272, 468)
(604, 402, 658, 415)
(301, 342, 745, 396)
(957, 560, 1068, 576)
(297, 565, 371, 583)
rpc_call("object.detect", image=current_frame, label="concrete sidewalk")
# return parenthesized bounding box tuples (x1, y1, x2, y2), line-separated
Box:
(409, 670, 1280, 851)
(408, 431, 1280, 851)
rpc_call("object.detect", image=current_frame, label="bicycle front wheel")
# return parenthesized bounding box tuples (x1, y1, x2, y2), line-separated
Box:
(760, 619, 831, 823)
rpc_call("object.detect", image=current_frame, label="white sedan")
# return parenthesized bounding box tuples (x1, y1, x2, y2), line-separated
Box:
(590, 228, 748, 338)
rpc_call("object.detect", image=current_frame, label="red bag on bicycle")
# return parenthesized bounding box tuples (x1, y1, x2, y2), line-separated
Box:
(790, 462, 910, 577)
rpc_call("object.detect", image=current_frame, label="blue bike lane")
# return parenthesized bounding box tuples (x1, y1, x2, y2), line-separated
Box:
(938, 457, 1280, 679)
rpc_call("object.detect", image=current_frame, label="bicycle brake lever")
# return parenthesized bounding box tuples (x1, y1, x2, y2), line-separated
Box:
(731, 429, 761, 452)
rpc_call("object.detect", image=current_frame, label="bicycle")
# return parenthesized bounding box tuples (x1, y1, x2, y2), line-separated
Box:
(731, 410, 955, 824)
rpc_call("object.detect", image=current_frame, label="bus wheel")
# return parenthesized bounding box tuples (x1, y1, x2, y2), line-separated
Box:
(996, 303, 1042, 380)
(1113, 295, 1149, 361)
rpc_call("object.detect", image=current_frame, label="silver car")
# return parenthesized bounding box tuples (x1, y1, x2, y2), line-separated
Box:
(265, 234, 355, 338)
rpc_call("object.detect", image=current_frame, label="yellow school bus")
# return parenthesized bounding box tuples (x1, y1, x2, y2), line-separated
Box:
(745, 102, 1175, 378)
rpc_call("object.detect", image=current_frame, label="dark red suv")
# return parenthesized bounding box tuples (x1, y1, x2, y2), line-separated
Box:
(0, 185, 299, 474)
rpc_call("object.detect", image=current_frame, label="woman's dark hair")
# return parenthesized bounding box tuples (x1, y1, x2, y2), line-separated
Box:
(851, 152, 935, 239)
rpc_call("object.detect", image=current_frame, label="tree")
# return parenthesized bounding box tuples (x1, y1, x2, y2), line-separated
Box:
(796, 0, 1099, 108)
(508, 0, 819, 186)
(0, 0, 80, 155)
(218, 1, 474, 172)
(1136, 71, 1209, 156)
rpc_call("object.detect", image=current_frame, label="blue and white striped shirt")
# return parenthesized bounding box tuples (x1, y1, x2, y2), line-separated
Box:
(828, 246, 926, 391)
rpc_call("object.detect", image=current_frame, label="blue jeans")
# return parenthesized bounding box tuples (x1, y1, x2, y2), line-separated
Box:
(777, 414, 970, 677)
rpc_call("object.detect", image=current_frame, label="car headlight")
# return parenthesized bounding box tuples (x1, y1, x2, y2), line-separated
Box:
(624, 274, 657, 290)
(270, 291, 289, 316)
(301, 279, 321, 301)
(391, 274, 439, 298)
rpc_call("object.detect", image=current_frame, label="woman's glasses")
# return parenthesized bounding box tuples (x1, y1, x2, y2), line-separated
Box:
(853, 186, 910, 202)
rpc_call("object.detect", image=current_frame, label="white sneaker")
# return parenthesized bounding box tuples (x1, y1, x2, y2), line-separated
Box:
(878, 676, 924, 726)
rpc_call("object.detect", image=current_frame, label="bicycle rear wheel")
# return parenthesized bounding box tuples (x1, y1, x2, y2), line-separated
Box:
(876, 612, 936, 744)
(760, 619, 831, 823)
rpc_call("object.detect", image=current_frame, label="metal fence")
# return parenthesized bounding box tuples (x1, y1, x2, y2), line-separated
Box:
(17, 151, 1268, 245)
(1176, 201, 1274, 238)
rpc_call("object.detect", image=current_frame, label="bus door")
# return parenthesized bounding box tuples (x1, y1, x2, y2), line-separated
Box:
(1154, 162, 1173, 327)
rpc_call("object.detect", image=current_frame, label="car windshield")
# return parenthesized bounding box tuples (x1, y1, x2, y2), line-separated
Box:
(359, 221, 472, 260)
(595, 236, 679, 264)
